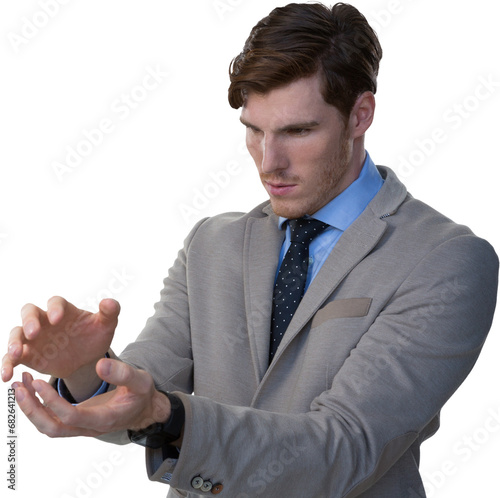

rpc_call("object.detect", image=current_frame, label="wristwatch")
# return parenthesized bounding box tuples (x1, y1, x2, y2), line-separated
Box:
(127, 391, 185, 449)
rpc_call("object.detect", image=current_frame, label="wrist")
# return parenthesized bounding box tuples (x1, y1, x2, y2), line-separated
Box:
(61, 352, 111, 403)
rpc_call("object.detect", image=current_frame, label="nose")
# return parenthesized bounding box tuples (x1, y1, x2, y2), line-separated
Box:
(259, 134, 287, 174)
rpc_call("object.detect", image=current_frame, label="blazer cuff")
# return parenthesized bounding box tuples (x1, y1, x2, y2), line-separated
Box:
(146, 391, 190, 487)
(146, 444, 180, 484)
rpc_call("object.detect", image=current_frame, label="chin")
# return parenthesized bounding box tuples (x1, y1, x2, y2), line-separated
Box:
(269, 200, 307, 219)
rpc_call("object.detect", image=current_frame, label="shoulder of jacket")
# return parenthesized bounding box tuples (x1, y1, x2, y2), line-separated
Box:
(186, 200, 276, 239)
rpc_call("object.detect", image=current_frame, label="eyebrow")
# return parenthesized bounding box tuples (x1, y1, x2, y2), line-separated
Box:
(239, 117, 320, 133)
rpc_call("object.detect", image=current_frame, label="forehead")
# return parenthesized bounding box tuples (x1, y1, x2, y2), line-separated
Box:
(240, 73, 339, 128)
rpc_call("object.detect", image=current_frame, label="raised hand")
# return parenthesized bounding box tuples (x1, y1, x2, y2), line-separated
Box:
(2, 297, 120, 383)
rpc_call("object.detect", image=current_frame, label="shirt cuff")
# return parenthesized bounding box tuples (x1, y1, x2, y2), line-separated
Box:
(56, 378, 110, 405)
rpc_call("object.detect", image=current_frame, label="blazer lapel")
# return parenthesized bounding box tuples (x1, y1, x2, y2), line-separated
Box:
(243, 204, 284, 383)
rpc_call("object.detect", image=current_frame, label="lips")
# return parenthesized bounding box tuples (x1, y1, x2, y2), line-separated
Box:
(264, 181, 297, 197)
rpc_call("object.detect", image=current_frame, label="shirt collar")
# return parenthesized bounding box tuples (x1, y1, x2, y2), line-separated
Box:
(278, 151, 383, 231)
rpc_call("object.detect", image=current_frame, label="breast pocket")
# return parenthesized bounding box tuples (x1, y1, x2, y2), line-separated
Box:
(311, 297, 372, 328)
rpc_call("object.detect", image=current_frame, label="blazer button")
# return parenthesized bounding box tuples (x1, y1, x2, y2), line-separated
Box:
(211, 483, 224, 494)
(191, 476, 204, 489)
(201, 480, 213, 492)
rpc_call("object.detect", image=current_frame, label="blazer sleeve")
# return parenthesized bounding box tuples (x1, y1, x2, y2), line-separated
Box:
(144, 233, 498, 497)
(118, 218, 209, 392)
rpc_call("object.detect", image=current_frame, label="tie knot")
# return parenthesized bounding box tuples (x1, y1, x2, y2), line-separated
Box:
(288, 217, 329, 245)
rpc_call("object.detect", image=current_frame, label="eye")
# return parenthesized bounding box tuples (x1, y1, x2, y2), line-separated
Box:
(246, 125, 263, 136)
(287, 128, 310, 136)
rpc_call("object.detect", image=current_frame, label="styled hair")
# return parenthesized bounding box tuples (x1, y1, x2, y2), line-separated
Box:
(228, 2, 382, 121)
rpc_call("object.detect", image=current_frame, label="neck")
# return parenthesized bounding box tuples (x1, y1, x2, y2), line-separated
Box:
(350, 136, 367, 181)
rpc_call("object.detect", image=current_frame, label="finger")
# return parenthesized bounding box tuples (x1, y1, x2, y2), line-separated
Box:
(31, 378, 115, 434)
(22, 371, 38, 398)
(32, 378, 74, 421)
(97, 358, 150, 394)
(98, 299, 121, 324)
(22, 373, 57, 419)
(46, 296, 69, 325)
(7, 326, 24, 360)
(2, 327, 26, 382)
(13, 381, 62, 436)
(1, 354, 14, 382)
(24, 379, 102, 438)
(20, 303, 45, 340)
(20, 373, 57, 418)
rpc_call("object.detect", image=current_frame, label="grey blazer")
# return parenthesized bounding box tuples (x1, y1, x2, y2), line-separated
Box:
(114, 166, 498, 497)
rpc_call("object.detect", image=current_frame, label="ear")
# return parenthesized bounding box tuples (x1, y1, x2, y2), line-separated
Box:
(348, 91, 375, 139)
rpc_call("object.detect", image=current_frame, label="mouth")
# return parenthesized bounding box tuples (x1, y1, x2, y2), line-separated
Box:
(264, 181, 298, 197)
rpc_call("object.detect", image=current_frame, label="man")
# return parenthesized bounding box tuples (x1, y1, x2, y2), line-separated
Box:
(2, 3, 498, 497)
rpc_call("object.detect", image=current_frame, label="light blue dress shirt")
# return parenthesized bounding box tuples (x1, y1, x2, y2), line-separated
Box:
(276, 151, 384, 290)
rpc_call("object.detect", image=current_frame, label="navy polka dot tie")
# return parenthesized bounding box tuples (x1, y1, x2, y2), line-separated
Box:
(269, 217, 329, 363)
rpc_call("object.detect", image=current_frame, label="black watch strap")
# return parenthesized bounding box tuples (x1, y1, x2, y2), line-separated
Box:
(160, 391, 185, 442)
(128, 391, 185, 449)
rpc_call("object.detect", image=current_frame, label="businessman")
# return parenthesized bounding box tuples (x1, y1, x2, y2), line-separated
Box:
(2, 3, 498, 497)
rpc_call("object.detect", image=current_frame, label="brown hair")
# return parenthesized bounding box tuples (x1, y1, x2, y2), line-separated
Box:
(228, 2, 382, 121)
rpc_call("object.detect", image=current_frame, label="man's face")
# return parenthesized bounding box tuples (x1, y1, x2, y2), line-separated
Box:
(240, 73, 357, 219)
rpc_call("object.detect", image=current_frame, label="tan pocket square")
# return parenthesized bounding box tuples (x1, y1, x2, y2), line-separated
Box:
(311, 298, 372, 327)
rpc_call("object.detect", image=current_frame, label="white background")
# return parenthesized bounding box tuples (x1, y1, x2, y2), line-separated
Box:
(1, 1, 499, 497)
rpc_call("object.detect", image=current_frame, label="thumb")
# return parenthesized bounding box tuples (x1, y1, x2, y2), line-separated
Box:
(96, 358, 150, 394)
(98, 299, 121, 324)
